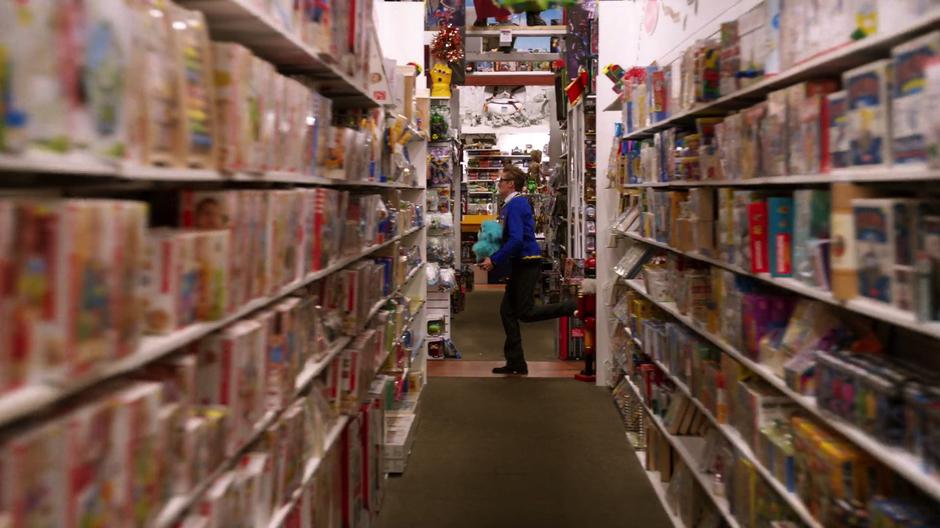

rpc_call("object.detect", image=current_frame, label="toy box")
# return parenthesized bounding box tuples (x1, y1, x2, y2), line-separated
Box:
(793, 190, 832, 289)
(826, 91, 851, 170)
(787, 81, 840, 175)
(741, 103, 766, 179)
(916, 210, 940, 321)
(66, 399, 122, 527)
(853, 198, 920, 308)
(762, 89, 789, 176)
(127, 0, 182, 167)
(193, 230, 230, 321)
(141, 229, 185, 335)
(211, 43, 257, 172)
(768, 196, 794, 277)
(748, 199, 769, 273)
(831, 183, 877, 301)
(116, 382, 164, 525)
(2, 420, 67, 527)
(853, 199, 895, 303)
(168, 5, 218, 169)
(179, 190, 250, 311)
(891, 32, 940, 165)
(844, 60, 892, 166)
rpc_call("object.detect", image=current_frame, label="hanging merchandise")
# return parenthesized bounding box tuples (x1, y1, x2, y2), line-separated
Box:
(430, 106, 450, 142)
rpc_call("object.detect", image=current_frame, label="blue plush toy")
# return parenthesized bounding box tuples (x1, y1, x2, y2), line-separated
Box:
(472, 220, 503, 262)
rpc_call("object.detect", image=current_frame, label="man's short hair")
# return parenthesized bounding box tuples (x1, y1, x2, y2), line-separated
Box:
(503, 165, 526, 192)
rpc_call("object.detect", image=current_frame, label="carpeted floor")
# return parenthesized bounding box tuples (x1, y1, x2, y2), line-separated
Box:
(452, 290, 558, 362)
(375, 378, 673, 528)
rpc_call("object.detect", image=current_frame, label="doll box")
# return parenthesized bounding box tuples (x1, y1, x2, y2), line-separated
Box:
(844, 59, 893, 166)
(891, 31, 940, 165)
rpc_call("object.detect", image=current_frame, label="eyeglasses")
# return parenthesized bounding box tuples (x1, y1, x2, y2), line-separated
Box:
(498, 178, 513, 182)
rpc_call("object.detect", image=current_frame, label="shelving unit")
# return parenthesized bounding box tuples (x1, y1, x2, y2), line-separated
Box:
(599, 2, 940, 525)
(620, 374, 740, 528)
(618, 9, 940, 141)
(619, 231, 940, 341)
(0, 1, 433, 526)
(624, 278, 940, 504)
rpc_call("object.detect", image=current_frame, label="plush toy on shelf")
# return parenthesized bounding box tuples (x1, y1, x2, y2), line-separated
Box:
(471, 220, 503, 262)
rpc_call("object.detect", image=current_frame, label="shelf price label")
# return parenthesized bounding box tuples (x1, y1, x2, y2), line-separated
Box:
(499, 29, 513, 46)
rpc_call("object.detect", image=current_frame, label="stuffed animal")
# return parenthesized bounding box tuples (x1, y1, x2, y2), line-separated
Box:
(471, 220, 503, 262)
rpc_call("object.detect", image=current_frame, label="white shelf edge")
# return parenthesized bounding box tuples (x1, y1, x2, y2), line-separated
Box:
(268, 415, 351, 527)
(155, 409, 279, 528)
(0, 225, 424, 429)
(621, 9, 940, 140)
(640, 355, 821, 528)
(622, 168, 940, 188)
(622, 231, 940, 340)
(632, 449, 688, 528)
(0, 154, 424, 187)
(621, 376, 741, 528)
(179, 0, 378, 106)
(623, 278, 940, 503)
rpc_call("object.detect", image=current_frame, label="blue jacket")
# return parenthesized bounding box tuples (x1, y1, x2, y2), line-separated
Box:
(490, 194, 541, 266)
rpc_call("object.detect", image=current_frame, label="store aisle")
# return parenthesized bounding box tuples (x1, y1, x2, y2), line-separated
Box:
(375, 378, 672, 527)
(452, 288, 557, 362)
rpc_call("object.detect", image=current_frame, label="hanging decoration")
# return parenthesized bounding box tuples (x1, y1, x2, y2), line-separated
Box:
(430, 22, 464, 64)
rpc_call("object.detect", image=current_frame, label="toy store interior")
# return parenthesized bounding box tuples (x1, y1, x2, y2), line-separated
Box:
(1, 0, 940, 526)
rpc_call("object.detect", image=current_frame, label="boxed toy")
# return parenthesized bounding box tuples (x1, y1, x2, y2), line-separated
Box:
(787, 81, 840, 175)
(168, 5, 218, 168)
(741, 103, 766, 179)
(193, 230, 230, 321)
(748, 198, 770, 273)
(831, 183, 877, 301)
(125, 0, 181, 166)
(916, 210, 940, 321)
(768, 196, 794, 277)
(762, 89, 789, 176)
(844, 60, 892, 166)
(116, 382, 164, 525)
(180, 190, 249, 311)
(2, 420, 67, 526)
(793, 190, 832, 289)
(66, 398, 122, 527)
(891, 32, 940, 165)
(211, 43, 258, 172)
(826, 91, 851, 170)
(853, 198, 921, 308)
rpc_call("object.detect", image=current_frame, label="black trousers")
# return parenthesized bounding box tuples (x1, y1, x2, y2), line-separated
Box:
(500, 259, 572, 367)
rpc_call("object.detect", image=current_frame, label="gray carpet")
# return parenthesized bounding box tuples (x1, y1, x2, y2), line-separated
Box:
(375, 378, 673, 528)
(453, 290, 558, 362)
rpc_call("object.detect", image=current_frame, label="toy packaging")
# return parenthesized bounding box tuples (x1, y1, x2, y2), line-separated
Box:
(891, 32, 940, 165)
(768, 196, 794, 277)
(916, 210, 940, 321)
(126, 0, 179, 166)
(831, 183, 877, 301)
(741, 103, 766, 179)
(748, 199, 770, 274)
(853, 198, 921, 309)
(844, 60, 892, 166)
(854, 199, 897, 303)
(826, 91, 851, 170)
(787, 81, 840, 175)
(762, 89, 789, 176)
(793, 190, 832, 289)
(169, 5, 218, 168)
(194, 230, 230, 321)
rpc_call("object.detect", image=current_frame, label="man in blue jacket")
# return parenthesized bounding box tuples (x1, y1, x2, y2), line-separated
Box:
(480, 165, 576, 375)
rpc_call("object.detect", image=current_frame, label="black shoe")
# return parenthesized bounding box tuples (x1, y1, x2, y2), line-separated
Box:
(526, 12, 547, 26)
(493, 364, 528, 375)
(472, 19, 488, 28)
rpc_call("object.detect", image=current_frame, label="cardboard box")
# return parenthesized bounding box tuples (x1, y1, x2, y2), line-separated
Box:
(844, 60, 893, 166)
